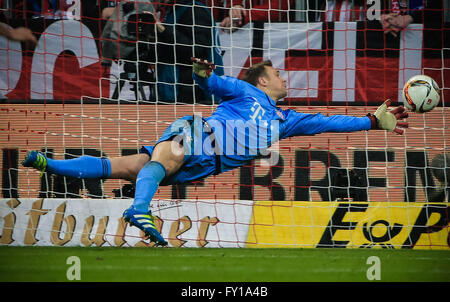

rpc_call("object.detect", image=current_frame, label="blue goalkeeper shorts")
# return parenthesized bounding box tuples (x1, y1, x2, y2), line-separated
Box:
(139, 115, 219, 185)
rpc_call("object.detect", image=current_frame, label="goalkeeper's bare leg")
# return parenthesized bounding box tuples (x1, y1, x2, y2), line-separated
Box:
(22, 140, 184, 246)
(108, 141, 184, 180)
(120, 140, 184, 246)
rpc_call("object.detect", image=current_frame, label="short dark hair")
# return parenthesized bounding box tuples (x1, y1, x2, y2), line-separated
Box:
(242, 60, 273, 87)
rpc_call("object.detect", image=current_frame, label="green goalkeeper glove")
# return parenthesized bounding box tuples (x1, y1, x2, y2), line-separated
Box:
(367, 99, 409, 135)
(191, 57, 215, 78)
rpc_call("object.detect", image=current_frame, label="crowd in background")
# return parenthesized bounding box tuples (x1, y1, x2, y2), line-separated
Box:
(0, 0, 446, 103)
(1, 0, 434, 26)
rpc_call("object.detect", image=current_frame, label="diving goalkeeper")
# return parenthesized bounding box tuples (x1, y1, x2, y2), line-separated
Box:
(22, 58, 409, 246)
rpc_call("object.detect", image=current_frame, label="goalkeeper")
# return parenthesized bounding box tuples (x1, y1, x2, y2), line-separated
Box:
(22, 58, 409, 246)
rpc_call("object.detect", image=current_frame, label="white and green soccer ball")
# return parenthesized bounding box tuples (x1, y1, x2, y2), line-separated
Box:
(402, 75, 440, 113)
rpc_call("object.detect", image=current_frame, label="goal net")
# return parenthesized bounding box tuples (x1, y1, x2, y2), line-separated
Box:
(0, 0, 448, 249)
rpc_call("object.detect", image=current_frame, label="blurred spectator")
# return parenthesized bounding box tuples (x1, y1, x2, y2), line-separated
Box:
(0, 5, 37, 99)
(57, 0, 79, 20)
(27, 0, 57, 18)
(101, 0, 119, 20)
(314, 0, 366, 21)
(25, 0, 78, 19)
(155, 0, 224, 103)
(202, 0, 228, 23)
(0, 23, 37, 44)
(219, 0, 295, 31)
(0, 3, 37, 45)
(101, 0, 157, 101)
(101, 1, 156, 65)
(26, 0, 45, 18)
(101, 0, 224, 103)
(312, 0, 424, 37)
(380, 0, 424, 37)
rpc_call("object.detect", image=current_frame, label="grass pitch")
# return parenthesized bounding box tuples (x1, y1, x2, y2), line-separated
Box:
(0, 246, 449, 282)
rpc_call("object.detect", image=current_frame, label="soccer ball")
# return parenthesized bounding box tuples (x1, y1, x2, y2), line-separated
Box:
(401, 75, 440, 113)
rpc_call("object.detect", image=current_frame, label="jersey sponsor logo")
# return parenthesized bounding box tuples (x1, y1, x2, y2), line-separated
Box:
(250, 101, 266, 121)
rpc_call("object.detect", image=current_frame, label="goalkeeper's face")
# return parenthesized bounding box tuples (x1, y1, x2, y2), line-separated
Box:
(263, 66, 287, 101)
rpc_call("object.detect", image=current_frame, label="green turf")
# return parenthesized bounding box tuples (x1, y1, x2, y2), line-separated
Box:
(0, 246, 449, 282)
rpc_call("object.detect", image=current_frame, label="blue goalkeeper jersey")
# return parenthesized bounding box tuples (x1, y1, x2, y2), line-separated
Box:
(194, 72, 371, 174)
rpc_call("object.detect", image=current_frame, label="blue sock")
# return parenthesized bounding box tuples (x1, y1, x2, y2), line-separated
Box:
(46, 156, 111, 179)
(132, 161, 166, 213)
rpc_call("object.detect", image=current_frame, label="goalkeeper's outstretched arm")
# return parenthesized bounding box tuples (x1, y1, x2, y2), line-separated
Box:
(281, 99, 409, 138)
(191, 58, 409, 136)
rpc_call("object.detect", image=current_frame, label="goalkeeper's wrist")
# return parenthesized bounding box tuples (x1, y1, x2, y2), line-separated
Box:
(366, 113, 378, 130)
